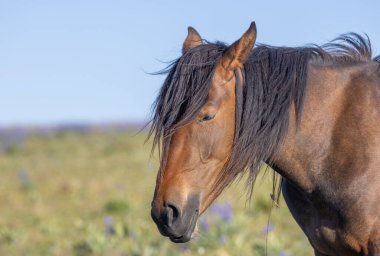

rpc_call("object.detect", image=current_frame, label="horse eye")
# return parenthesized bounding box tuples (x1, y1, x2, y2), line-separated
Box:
(200, 113, 215, 123)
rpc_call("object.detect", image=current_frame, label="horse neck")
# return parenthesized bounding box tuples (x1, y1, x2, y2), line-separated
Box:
(270, 63, 373, 193)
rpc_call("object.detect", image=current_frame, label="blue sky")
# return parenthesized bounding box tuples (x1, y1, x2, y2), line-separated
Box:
(1, 0, 379, 126)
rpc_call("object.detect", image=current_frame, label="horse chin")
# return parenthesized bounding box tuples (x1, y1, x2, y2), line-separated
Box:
(168, 213, 198, 243)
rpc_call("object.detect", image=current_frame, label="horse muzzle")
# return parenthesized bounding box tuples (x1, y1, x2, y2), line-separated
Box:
(151, 194, 200, 243)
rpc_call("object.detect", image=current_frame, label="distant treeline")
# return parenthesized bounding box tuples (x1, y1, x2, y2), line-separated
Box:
(0, 122, 147, 153)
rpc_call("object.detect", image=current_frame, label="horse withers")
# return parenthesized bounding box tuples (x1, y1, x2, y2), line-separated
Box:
(149, 22, 380, 255)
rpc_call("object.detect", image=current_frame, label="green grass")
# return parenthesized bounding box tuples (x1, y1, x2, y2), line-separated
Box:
(0, 131, 312, 255)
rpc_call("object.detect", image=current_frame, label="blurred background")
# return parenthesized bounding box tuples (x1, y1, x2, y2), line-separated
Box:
(0, 1, 378, 255)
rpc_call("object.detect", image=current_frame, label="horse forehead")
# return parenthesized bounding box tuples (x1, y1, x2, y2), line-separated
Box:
(208, 70, 236, 99)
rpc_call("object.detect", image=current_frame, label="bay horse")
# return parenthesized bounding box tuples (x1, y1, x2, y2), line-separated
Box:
(149, 22, 380, 255)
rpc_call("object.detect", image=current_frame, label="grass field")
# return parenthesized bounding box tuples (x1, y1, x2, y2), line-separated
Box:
(0, 130, 312, 255)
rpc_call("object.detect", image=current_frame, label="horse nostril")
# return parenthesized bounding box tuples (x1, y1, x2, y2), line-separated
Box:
(167, 203, 180, 219)
(164, 202, 180, 227)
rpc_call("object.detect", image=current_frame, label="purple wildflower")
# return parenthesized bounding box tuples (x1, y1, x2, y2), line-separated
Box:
(210, 203, 219, 214)
(262, 223, 275, 235)
(210, 202, 233, 223)
(219, 234, 228, 245)
(220, 203, 232, 222)
(18, 169, 31, 189)
(200, 217, 209, 232)
(104, 216, 115, 236)
(178, 243, 189, 252)
(18, 169, 29, 183)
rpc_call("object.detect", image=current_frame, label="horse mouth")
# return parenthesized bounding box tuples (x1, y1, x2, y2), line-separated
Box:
(169, 234, 191, 243)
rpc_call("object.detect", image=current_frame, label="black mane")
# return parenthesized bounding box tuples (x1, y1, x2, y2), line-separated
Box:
(149, 33, 379, 196)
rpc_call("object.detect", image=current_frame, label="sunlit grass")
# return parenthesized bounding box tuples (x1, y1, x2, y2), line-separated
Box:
(0, 131, 312, 255)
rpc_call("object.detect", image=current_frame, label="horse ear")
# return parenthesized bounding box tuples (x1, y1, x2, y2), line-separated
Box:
(182, 27, 202, 54)
(220, 22, 257, 71)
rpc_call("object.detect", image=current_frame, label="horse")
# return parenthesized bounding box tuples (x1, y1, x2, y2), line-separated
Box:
(149, 22, 380, 255)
